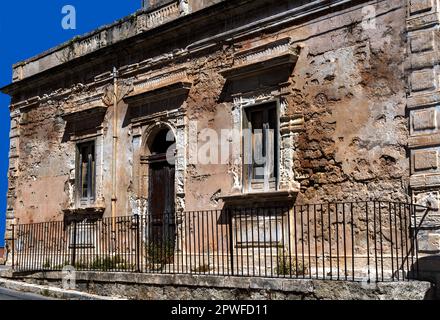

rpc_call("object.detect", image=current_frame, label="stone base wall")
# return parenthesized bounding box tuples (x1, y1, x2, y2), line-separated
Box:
(4, 0, 440, 276)
(0, 271, 434, 300)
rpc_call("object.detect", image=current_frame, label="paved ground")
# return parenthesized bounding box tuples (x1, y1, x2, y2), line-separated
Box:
(0, 287, 54, 300)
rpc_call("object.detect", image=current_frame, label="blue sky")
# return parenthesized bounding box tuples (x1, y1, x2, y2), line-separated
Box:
(0, 1, 140, 246)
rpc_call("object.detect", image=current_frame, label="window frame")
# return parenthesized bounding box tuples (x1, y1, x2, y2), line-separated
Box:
(75, 140, 96, 205)
(69, 221, 97, 249)
(242, 100, 280, 193)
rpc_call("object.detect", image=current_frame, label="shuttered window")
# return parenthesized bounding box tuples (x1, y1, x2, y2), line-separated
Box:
(244, 103, 279, 192)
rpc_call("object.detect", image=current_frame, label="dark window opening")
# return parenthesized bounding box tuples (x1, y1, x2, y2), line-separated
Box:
(150, 129, 175, 155)
(77, 141, 96, 202)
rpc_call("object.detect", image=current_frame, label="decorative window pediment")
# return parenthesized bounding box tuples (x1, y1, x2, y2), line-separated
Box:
(219, 39, 300, 101)
(125, 81, 192, 105)
(61, 106, 107, 139)
(220, 37, 300, 81)
(124, 67, 191, 104)
(61, 105, 107, 123)
(124, 67, 191, 123)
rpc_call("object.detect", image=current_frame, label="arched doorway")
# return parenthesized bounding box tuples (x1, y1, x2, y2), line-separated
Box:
(145, 126, 176, 263)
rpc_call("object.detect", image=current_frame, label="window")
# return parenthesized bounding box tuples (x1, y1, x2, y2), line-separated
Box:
(69, 221, 96, 249)
(76, 141, 96, 203)
(244, 102, 279, 192)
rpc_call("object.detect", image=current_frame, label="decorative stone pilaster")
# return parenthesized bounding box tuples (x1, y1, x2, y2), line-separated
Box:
(4, 108, 21, 265)
(175, 112, 187, 213)
(406, 0, 440, 254)
(230, 101, 242, 193)
(279, 111, 304, 192)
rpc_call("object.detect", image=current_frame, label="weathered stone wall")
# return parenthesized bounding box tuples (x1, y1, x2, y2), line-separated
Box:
(291, 1, 408, 204)
(182, 0, 410, 208)
(15, 102, 72, 223)
(0, 271, 434, 300)
(4, 0, 435, 263)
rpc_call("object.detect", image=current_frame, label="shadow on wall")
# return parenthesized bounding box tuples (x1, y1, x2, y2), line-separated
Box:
(411, 255, 440, 300)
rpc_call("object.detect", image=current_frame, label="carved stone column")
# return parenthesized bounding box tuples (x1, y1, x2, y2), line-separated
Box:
(4, 108, 21, 265)
(279, 110, 304, 192)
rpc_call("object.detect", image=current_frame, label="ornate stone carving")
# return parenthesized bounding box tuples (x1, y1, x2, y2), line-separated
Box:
(134, 67, 188, 93)
(179, 0, 190, 16)
(117, 79, 135, 103)
(137, 0, 180, 34)
(280, 114, 305, 135)
(234, 37, 293, 66)
(232, 91, 274, 108)
(102, 84, 114, 107)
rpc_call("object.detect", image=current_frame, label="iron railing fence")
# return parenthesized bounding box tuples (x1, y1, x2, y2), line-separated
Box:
(11, 201, 429, 282)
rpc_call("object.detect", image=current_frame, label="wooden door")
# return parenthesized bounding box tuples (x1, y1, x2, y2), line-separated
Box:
(148, 157, 175, 246)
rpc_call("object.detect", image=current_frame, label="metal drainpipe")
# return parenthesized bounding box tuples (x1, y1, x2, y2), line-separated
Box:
(111, 67, 118, 246)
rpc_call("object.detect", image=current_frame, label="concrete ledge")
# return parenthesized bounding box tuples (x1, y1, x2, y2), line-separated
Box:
(0, 270, 434, 300)
(0, 278, 122, 300)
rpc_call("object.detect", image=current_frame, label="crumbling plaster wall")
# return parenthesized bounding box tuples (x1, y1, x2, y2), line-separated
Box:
(184, 49, 235, 211)
(14, 101, 72, 224)
(6, 0, 410, 225)
(184, 0, 410, 208)
(289, 0, 408, 204)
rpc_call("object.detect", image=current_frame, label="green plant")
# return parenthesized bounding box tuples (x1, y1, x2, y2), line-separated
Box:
(276, 249, 309, 276)
(146, 239, 175, 265)
(53, 261, 70, 270)
(74, 261, 89, 270)
(69, 35, 81, 45)
(192, 264, 211, 273)
(43, 258, 51, 269)
(90, 255, 130, 271)
(41, 289, 50, 297)
(129, 13, 137, 23)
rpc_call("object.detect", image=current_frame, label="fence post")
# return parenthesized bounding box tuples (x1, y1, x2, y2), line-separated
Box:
(11, 224, 15, 269)
(228, 209, 234, 276)
(412, 204, 420, 279)
(136, 214, 141, 273)
(71, 221, 77, 267)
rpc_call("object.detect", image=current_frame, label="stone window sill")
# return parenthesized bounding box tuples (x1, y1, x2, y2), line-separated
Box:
(219, 189, 298, 207)
(62, 206, 105, 222)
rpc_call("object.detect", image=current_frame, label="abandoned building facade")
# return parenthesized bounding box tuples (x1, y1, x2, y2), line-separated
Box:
(1, 0, 440, 281)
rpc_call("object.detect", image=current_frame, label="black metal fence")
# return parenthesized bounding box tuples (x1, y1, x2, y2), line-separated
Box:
(11, 201, 428, 282)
